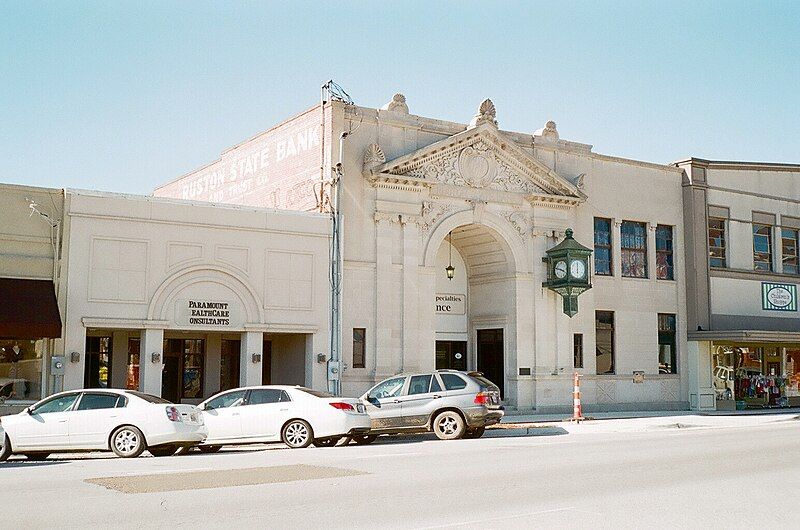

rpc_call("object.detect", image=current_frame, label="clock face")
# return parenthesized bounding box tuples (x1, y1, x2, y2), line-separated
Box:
(570, 259, 586, 279)
(554, 260, 567, 279)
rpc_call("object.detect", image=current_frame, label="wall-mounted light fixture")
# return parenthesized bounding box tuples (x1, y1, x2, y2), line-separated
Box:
(446, 230, 455, 280)
(251, 353, 262, 364)
(151, 352, 161, 364)
(317, 353, 327, 364)
(70, 351, 80, 363)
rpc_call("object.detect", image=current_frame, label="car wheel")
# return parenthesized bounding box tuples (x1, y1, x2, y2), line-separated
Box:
(352, 434, 378, 445)
(110, 426, 146, 458)
(463, 426, 486, 439)
(281, 419, 313, 449)
(0, 434, 12, 462)
(23, 453, 50, 461)
(197, 445, 222, 454)
(149, 445, 179, 457)
(432, 411, 466, 440)
(312, 437, 341, 448)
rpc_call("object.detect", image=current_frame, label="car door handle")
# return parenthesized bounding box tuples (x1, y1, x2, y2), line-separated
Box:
(393, 399, 401, 403)
(432, 395, 442, 399)
(58, 419, 68, 423)
(280, 408, 288, 411)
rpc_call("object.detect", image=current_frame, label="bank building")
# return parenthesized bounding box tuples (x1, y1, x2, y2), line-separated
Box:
(2, 90, 798, 415)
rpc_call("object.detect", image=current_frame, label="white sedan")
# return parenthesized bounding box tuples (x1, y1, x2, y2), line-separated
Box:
(197, 385, 371, 450)
(0, 389, 206, 461)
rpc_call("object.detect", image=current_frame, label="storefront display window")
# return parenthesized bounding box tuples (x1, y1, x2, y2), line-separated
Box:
(713, 344, 798, 409)
(0, 339, 45, 400)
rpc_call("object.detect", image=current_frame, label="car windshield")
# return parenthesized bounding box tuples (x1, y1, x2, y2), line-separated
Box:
(31, 393, 80, 414)
(205, 390, 246, 409)
(368, 377, 405, 399)
(125, 390, 171, 404)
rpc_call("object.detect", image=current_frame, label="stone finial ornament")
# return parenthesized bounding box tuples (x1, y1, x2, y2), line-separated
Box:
(534, 120, 559, 141)
(468, 98, 498, 128)
(363, 143, 386, 172)
(381, 93, 409, 113)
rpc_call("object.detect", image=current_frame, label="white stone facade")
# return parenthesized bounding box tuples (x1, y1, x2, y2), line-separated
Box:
(156, 95, 690, 411)
(56, 190, 331, 402)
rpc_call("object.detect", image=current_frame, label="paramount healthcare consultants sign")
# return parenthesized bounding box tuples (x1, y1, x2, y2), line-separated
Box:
(175, 299, 240, 327)
(761, 283, 798, 312)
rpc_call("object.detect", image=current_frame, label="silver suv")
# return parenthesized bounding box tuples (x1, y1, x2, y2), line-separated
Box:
(354, 370, 503, 443)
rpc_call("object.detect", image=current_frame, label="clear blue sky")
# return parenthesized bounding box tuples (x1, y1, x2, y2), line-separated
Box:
(2, 1, 799, 194)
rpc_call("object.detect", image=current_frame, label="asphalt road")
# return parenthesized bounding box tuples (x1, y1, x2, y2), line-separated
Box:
(2, 419, 799, 529)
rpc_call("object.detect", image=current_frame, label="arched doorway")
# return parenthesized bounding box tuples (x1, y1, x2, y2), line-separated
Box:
(433, 222, 518, 398)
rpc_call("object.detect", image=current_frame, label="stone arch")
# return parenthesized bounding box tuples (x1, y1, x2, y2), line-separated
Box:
(147, 263, 263, 325)
(422, 209, 529, 273)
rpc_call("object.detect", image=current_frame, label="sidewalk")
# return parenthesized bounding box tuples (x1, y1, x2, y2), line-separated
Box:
(488, 408, 800, 437)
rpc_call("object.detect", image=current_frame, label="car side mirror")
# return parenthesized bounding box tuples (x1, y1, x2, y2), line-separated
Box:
(24, 407, 32, 415)
(198, 403, 208, 411)
(367, 396, 379, 405)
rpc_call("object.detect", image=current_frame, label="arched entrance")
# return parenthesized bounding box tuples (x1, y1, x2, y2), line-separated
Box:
(431, 219, 521, 398)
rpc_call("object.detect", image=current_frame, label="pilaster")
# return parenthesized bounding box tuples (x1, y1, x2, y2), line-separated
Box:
(240, 331, 263, 387)
(139, 328, 164, 396)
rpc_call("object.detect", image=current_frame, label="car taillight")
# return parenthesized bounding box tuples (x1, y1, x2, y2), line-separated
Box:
(474, 392, 490, 405)
(166, 406, 181, 422)
(329, 402, 355, 411)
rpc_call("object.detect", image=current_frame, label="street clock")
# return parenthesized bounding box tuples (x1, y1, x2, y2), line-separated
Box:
(543, 228, 593, 317)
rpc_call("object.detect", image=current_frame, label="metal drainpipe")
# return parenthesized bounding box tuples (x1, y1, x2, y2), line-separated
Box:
(328, 132, 348, 396)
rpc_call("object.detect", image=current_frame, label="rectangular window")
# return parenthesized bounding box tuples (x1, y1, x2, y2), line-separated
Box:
(352, 328, 366, 368)
(573, 333, 584, 369)
(0, 339, 46, 400)
(658, 314, 677, 375)
(593, 218, 612, 276)
(595, 311, 615, 375)
(782, 228, 799, 275)
(753, 223, 773, 272)
(655, 225, 674, 280)
(708, 217, 727, 268)
(621, 221, 647, 278)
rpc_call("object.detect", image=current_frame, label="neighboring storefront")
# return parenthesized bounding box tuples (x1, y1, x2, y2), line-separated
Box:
(57, 190, 331, 403)
(0, 184, 64, 411)
(679, 158, 800, 410)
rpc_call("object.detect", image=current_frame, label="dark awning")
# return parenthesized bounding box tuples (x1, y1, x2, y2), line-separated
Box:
(0, 278, 62, 339)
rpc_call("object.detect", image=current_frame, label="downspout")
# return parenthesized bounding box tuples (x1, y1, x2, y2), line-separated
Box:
(328, 131, 348, 396)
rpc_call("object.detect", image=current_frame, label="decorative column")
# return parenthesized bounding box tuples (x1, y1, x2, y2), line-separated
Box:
(239, 331, 263, 387)
(62, 325, 86, 391)
(139, 328, 164, 396)
(401, 216, 421, 373)
(374, 212, 397, 376)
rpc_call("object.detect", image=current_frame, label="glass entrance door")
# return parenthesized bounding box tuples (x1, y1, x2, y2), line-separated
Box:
(220, 339, 241, 392)
(161, 338, 205, 402)
(477, 329, 504, 398)
(84, 336, 111, 389)
(436, 341, 467, 371)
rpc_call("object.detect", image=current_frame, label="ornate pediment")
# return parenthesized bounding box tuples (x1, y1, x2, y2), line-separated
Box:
(363, 120, 584, 206)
